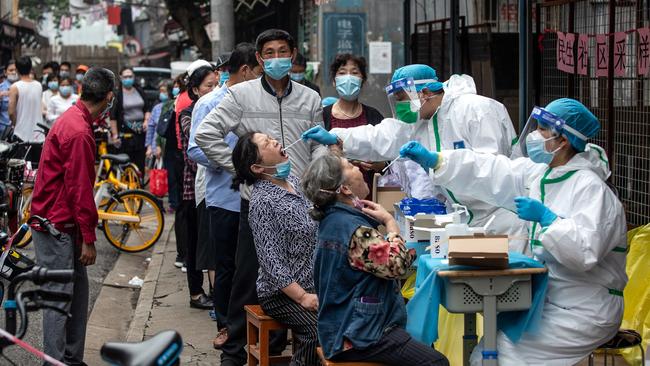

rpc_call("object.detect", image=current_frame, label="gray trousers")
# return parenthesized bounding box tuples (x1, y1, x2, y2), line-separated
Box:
(32, 230, 89, 365)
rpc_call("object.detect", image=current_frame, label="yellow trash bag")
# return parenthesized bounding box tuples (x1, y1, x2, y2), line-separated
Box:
(618, 223, 650, 365)
(401, 272, 417, 300)
(434, 308, 484, 366)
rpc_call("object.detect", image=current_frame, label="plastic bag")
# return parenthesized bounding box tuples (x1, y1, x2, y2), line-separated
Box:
(401, 272, 417, 300)
(149, 159, 168, 197)
(617, 223, 650, 365)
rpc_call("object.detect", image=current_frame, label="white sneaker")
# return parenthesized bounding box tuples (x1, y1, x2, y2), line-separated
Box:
(174, 261, 183, 268)
(181, 266, 187, 273)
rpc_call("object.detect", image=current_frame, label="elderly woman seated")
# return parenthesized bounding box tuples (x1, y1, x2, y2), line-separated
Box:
(301, 153, 449, 366)
(231, 131, 319, 366)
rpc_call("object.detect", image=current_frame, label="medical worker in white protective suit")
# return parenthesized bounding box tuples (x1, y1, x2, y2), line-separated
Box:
(400, 98, 628, 366)
(303, 65, 528, 253)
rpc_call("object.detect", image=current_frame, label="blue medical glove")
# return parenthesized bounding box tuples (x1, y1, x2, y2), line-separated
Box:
(399, 141, 439, 170)
(301, 126, 338, 145)
(514, 197, 558, 227)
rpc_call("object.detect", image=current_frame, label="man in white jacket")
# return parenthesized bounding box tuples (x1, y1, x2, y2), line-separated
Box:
(303, 65, 528, 253)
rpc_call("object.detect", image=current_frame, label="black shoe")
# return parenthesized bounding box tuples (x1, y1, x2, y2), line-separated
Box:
(190, 294, 214, 309)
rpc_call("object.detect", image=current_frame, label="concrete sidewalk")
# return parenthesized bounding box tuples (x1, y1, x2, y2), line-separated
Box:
(127, 214, 220, 365)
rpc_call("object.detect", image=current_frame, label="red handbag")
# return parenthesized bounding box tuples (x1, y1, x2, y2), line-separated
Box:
(149, 160, 168, 197)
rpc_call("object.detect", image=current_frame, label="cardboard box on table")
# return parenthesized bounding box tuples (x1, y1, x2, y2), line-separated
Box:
(447, 235, 509, 269)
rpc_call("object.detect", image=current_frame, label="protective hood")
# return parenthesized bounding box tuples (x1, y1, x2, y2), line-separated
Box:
(439, 74, 477, 116)
(560, 143, 611, 181)
(442, 74, 477, 98)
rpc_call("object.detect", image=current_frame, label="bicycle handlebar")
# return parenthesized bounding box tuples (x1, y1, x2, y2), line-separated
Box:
(27, 215, 61, 238)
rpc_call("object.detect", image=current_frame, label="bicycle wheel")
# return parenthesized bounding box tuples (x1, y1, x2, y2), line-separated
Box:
(121, 164, 142, 190)
(102, 189, 164, 252)
(15, 186, 32, 248)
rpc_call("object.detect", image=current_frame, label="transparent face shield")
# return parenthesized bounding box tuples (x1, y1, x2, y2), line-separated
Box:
(518, 106, 588, 157)
(386, 78, 421, 124)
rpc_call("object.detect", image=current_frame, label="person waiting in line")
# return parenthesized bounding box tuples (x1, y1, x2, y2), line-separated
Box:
(40, 61, 58, 91)
(8, 56, 43, 142)
(177, 62, 217, 310)
(301, 153, 449, 366)
(195, 29, 327, 366)
(74, 64, 89, 94)
(109, 67, 152, 172)
(42, 73, 59, 120)
(324, 53, 385, 197)
(59, 61, 72, 80)
(232, 132, 320, 366)
(187, 42, 262, 349)
(145, 79, 173, 163)
(399, 98, 627, 365)
(290, 53, 320, 95)
(47, 77, 79, 125)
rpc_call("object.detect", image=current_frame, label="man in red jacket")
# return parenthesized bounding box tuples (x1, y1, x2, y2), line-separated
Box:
(30, 67, 115, 365)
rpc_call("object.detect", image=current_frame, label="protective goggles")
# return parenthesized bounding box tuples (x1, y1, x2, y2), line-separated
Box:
(518, 106, 587, 157)
(386, 78, 421, 124)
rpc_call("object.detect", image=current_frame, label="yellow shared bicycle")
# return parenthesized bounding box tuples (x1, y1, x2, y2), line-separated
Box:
(94, 151, 164, 252)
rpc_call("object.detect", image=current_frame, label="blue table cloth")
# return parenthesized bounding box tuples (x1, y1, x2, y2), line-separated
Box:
(406, 252, 548, 346)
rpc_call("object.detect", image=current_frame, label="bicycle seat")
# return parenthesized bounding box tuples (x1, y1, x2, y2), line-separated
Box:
(101, 330, 182, 366)
(100, 153, 131, 164)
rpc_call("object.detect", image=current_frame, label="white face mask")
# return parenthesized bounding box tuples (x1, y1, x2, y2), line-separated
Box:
(7, 73, 18, 82)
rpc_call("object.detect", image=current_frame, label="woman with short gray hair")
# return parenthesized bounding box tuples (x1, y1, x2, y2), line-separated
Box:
(302, 154, 449, 366)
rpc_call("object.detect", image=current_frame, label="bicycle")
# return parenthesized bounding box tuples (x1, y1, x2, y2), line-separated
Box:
(94, 155, 165, 252)
(95, 128, 143, 192)
(0, 139, 41, 249)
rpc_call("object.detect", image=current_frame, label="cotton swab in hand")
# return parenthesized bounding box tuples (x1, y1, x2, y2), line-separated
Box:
(382, 156, 403, 173)
(282, 138, 304, 153)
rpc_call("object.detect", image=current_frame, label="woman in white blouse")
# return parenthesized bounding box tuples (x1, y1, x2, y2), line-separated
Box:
(46, 77, 79, 124)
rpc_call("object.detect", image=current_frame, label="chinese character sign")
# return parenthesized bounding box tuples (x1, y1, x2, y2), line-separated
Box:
(614, 32, 627, 77)
(323, 13, 366, 81)
(638, 28, 650, 76)
(576, 34, 589, 75)
(596, 34, 609, 77)
(556, 32, 575, 73)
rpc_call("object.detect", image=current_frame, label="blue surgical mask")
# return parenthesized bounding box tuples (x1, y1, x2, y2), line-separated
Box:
(258, 160, 292, 180)
(526, 131, 560, 165)
(59, 71, 70, 79)
(122, 78, 134, 88)
(263, 58, 292, 80)
(172, 87, 180, 97)
(219, 71, 230, 85)
(48, 81, 59, 91)
(335, 75, 362, 101)
(289, 72, 305, 82)
(159, 92, 169, 102)
(75, 73, 84, 81)
(59, 85, 73, 97)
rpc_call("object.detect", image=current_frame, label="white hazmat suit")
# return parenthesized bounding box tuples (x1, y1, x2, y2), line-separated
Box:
(333, 75, 528, 253)
(430, 144, 627, 365)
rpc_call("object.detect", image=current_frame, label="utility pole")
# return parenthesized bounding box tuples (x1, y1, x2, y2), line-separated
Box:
(12, 0, 19, 24)
(211, 0, 235, 61)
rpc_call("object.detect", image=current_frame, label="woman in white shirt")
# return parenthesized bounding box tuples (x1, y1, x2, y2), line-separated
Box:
(41, 74, 59, 118)
(46, 77, 79, 124)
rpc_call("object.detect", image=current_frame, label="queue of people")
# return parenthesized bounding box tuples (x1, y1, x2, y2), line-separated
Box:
(12, 25, 628, 366)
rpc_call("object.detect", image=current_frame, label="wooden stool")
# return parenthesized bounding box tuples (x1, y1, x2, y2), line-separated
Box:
(317, 347, 385, 366)
(245, 305, 292, 366)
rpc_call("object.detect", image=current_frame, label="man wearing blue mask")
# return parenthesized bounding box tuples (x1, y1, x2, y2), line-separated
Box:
(195, 29, 327, 366)
(290, 53, 320, 95)
(399, 98, 627, 365)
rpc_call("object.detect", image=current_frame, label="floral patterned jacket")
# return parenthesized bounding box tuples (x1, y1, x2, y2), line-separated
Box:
(348, 227, 415, 279)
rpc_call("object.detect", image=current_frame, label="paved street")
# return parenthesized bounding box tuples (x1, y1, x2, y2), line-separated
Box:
(0, 234, 121, 365)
